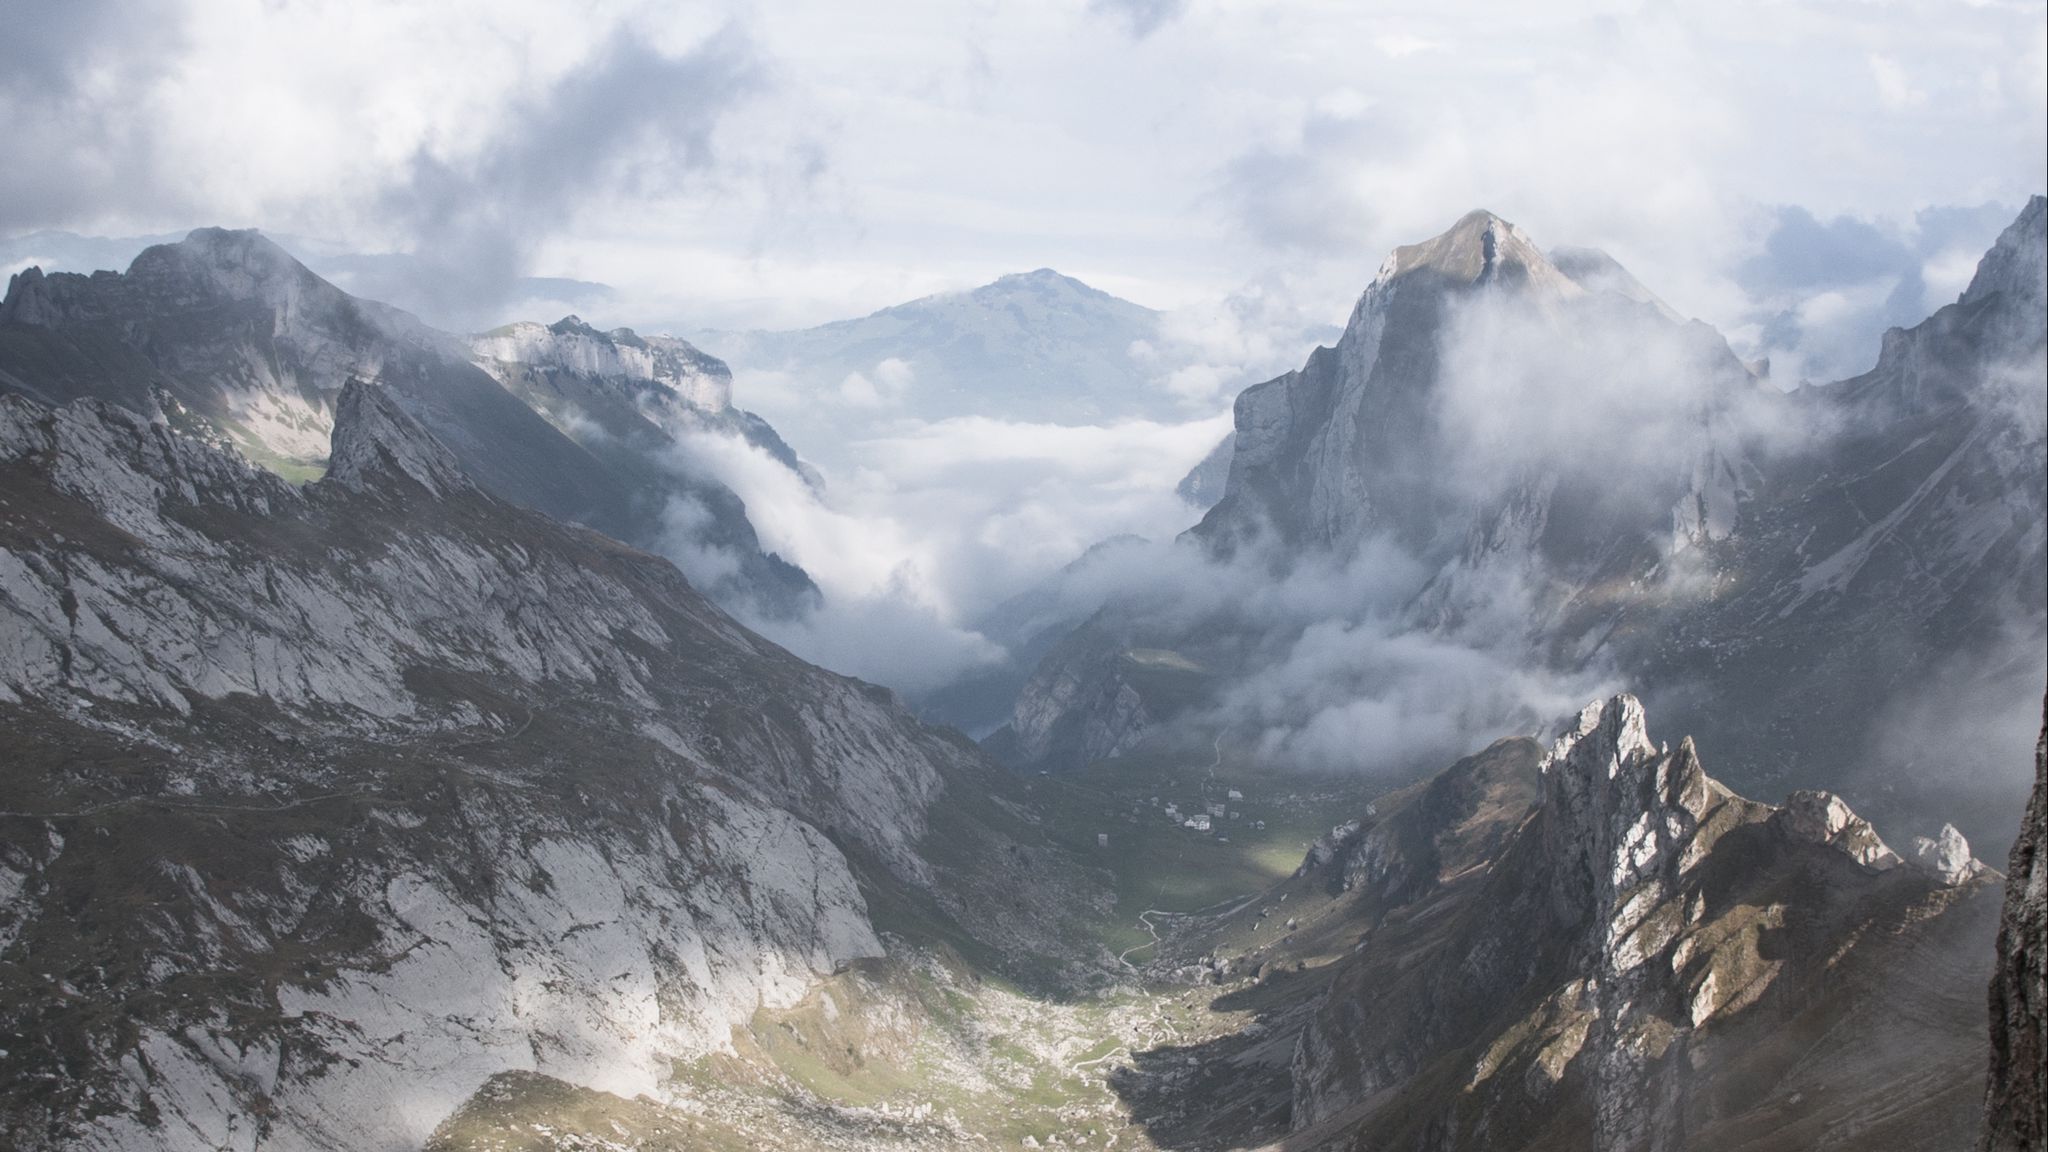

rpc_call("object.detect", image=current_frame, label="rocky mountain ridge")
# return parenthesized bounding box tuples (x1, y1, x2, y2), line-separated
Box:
(1280, 695, 2001, 1150)
(0, 228, 817, 616)
(0, 381, 1099, 1150)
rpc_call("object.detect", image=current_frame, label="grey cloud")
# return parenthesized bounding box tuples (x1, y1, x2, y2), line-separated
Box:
(381, 24, 767, 330)
(0, 0, 188, 234)
(1739, 201, 2017, 384)
(1217, 105, 1405, 254)
(1088, 0, 1189, 40)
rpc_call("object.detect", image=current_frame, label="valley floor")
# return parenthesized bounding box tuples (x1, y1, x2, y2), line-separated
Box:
(427, 738, 1388, 1152)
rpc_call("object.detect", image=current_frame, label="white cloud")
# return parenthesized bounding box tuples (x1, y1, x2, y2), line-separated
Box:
(4, 0, 2037, 340)
(657, 409, 1229, 692)
(1869, 53, 1929, 111)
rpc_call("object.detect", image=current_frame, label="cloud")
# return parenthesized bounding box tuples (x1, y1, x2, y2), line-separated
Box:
(1145, 278, 1343, 405)
(6, 1, 2039, 346)
(1868, 54, 1928, 111)
(1089, 0, 1189, 40)
(379, 25, 767, 329)
(651, 411, 1228, 693)
(0, 0, 189, 235)
(994, 524, 1611, 778)
(1734, 201, 2017, 383)
(835, 357, 914, 407)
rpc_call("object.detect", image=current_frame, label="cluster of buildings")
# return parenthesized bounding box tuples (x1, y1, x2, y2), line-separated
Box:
(1140, 787, 1265, 836)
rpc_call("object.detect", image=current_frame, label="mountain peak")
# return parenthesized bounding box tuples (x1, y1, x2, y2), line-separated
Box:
(324, 378, 473, 498)
(161, 226, 302, 277)
(548, 313, 604, 338)
(116, 225, 337, 315)
(471, 316, 732, 412)
(1372, 208, 1581, 300)
(1959, 193, 2046, 312)
(974, 267, 1126, 306)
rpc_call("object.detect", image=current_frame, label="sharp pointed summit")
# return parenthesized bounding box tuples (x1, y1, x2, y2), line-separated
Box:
(1372, 208, 1581, 298)
(324, 378, 473, 497)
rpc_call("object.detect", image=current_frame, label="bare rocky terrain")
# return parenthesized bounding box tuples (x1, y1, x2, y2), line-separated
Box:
(0, 207, 2038, 1151)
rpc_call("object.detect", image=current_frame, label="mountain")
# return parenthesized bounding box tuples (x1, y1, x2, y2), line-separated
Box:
(469, 314, 816, 486)
(989, 202, 2047, 851)
(1277, 695, 2000, 1150)
(1175, 429, 1234, 509)
(0, 228, 618, 335)
(696, 268, 1174, 428)
(1189, 207, 1758, 559)
(0, 382, 1104, 1150)
(0, 228, 816, 616)
(1617, 196, 2048, 841)
(0, 377, 2018, 1147)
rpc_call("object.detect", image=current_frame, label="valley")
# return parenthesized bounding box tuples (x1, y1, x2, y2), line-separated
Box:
(0, 118, 2040, 1152)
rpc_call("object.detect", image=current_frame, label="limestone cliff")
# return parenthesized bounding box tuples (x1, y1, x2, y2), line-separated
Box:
(1982, 693, 2048, 1150)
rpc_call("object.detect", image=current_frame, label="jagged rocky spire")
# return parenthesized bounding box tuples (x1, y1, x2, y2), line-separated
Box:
(323, 378, 474, 498)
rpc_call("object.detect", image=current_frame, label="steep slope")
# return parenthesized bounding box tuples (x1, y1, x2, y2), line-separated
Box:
(0, 229, 815, 616)
(1190, 207, 1751, 561)
(1174, 430, 1234, 510)
(0, 384, 1098, 1150)
(1625, 196, 2047, 839)
(1283, 695, 1999, 1151)
(1983, 694, 2047, 1150)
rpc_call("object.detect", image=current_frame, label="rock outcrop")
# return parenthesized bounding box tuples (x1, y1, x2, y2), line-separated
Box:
(472, 315, 734, 415)
(1288, 694, 2000, 1151)
(1982, 693, 2048, 1150)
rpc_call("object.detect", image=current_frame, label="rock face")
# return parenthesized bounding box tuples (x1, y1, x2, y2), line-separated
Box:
(471, 315, 734, 414)
(0, 229, 816, 617)
(983, 611, 1155, 768)
(1290, 694, 2001, 1151)
(1175, 430, 1235, 510)
(1982, 694, 2048, 1150)
(0, 385, 1094, 1150)
(1190, 208, 1736, 559)
(1634, 195, 2048, 839)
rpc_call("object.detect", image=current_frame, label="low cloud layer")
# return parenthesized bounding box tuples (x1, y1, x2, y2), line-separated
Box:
(1733, 202, 2020, 385)
(659, 411, 1229, 693)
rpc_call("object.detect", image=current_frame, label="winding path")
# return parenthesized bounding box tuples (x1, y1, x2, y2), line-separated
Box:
(1116, 730, 1230, 969)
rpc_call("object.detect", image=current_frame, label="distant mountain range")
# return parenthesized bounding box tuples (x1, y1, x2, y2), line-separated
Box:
(692, 269, 1177, 427)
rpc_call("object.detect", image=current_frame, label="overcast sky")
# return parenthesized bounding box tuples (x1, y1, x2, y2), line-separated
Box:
(3, 0, 2042, 339)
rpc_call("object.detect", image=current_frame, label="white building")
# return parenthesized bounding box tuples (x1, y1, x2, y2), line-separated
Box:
(1185, 814, 1212, 832)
